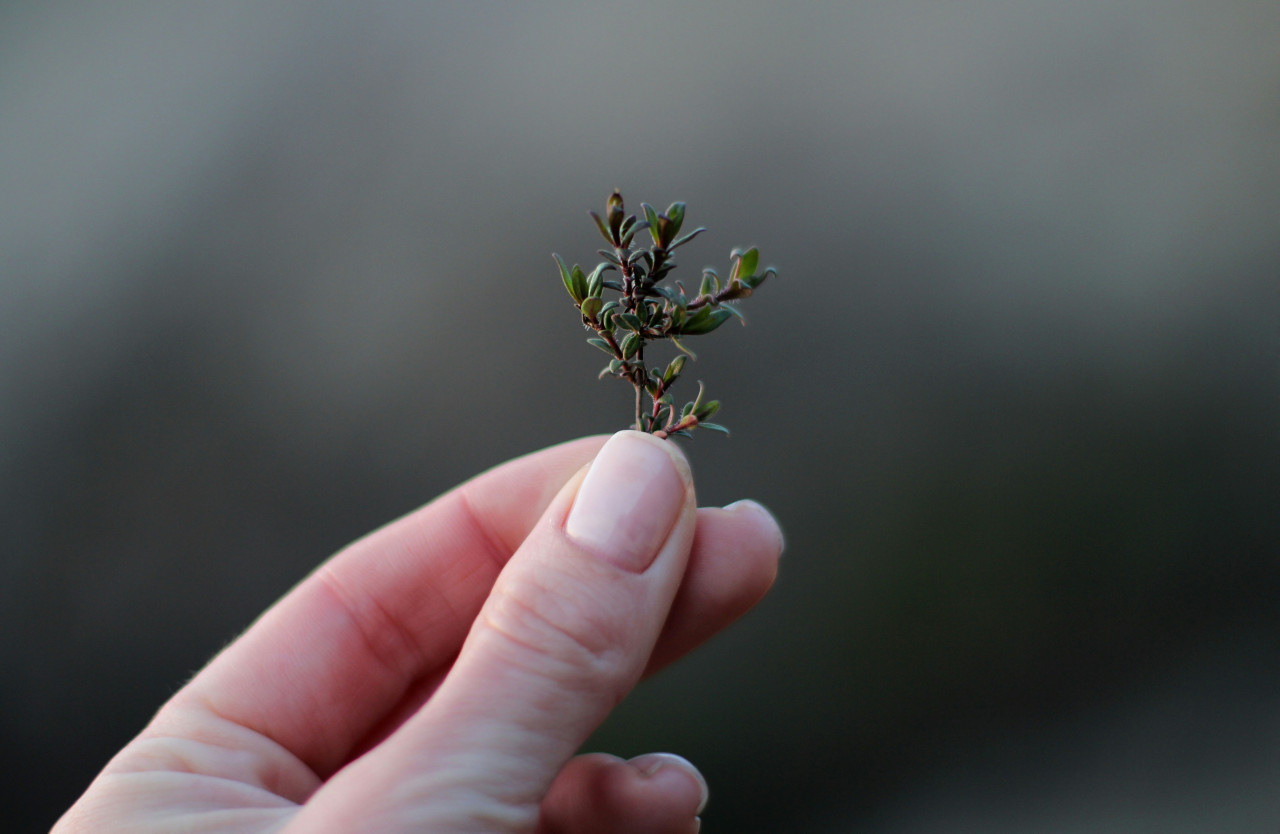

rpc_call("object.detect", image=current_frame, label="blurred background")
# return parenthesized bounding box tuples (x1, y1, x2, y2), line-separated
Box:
(4, 2, 1279, 831)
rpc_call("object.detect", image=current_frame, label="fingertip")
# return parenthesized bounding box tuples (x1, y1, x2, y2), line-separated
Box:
(541, 752, 706, 833)
(723, 499, 785, 558)
(564, 430, 694, 573)
(627, 753, 709, 815)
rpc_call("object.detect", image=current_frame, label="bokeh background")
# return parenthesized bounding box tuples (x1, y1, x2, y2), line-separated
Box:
(4, 2, 1279, 831)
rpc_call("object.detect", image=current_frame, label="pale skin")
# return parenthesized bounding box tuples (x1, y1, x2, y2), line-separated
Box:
(54, 431, 783, 833)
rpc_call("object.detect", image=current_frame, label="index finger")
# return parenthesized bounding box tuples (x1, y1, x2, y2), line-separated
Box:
(160, 436, 609, 777)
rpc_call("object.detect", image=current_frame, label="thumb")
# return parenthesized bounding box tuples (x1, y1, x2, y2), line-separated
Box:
(297, 431, 697, 833)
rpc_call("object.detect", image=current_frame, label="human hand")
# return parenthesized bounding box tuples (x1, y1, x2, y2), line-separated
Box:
(54, 431, 783, 833)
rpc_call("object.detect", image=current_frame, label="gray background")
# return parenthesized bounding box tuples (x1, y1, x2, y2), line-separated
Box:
(4, 2, 1279, 831)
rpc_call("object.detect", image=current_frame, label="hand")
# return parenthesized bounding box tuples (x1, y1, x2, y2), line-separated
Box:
(54, 432, 783, 833)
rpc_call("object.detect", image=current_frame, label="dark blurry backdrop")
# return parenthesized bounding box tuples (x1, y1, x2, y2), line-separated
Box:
(4, 2, 1279, 831)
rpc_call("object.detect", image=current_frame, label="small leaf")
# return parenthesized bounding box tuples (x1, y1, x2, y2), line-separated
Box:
(616, 313, 643, 332)
(620, 332, 642, 359)
(642, 203, 661, 246)
(586, 264, 609, 298)
(642, 300, 660, 325)
(689, 381, 706, 414)
(669, 335, 697, 359)
(553, 253, 580, 302)
(570, 264, 589, 301)
(606, 190, 625, 238)
(730, 246, 759, 284)
(664, 354, 687, 383)
(677, 308, 733, 335)
(695, 399, 720, 421)
(602, 279, 624, 292)
(621, 221, 646, 248)
(720, 302, 746, 324)
(668, 226, 706, 251)
(648, 284, 683, 303)
(586, 337, 614, 355)
(742, 266, 776, 290)
(698, 422, 730, 435)
(655, 215, 673, 248)
(580, 296, 603, 320)
(698, 271, 716, 297)
(588, 211, 612, 244)
(665, 202, 686, 238)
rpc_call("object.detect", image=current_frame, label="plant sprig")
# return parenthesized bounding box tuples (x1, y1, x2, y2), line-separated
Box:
(554, 190, 775, 439)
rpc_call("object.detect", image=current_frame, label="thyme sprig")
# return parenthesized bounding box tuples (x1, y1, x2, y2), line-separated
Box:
(554, 191, 775, 438)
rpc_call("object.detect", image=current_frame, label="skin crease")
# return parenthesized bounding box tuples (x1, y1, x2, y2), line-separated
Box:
(54, 434, 783, 834)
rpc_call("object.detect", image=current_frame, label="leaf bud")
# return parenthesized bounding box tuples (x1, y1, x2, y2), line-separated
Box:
(606, 190, 625, 239)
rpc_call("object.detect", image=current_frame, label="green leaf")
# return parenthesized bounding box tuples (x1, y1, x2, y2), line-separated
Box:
(587, 264, 609, 298)
(669, 335, 697, 359)
(720, 302, 746, 324)
(664, 354, 687, 383)
(586, 336, 614, 355)
(642, 203, 661, 246)
(580, 296, 603, 320)
(621, 221, 646, 248)
(697, 422, 730, 435)
(668, 226, 706, 251)
(553, 253, 580, 302)
(695, 399, 720, 421)
(677, 307, 733, 335)
(648, 284, 683, 304)
(588, 211, 612, 244)
(731, 247, 759, 285)
(665, 202, 686, 238)
(689, 380, 706, 414)
(570, 264, 589, 301)
(698, 269, 719, 297)
(620, 332, 642, 359)
(655, 215, 673, 248)
(616, 313, 643, 332)
(642, 300, 661, 325)
(742, 266, 776, 290)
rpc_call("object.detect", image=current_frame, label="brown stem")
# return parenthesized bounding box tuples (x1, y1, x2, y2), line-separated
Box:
(653, 414, 698, 440)
(684, 283, 746, 311)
